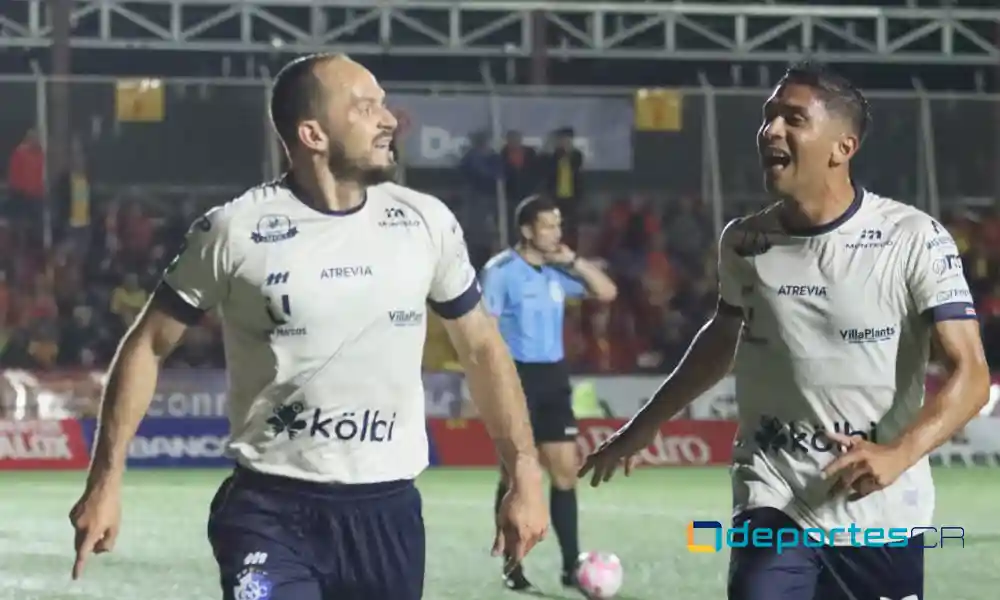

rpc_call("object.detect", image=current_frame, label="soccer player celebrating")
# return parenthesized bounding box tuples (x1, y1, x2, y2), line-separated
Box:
(580, 62, 990, 600)
(68, 54, 549, 600)
(482, 195, 617, 593)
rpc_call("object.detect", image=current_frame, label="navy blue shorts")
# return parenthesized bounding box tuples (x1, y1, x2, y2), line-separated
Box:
(207, 467, 425, 600)
(727, 508, 924, 600)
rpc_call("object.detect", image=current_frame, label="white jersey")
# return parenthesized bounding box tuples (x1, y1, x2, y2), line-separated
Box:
(718, 188, 975, 541)
(160, 179, 479, 483)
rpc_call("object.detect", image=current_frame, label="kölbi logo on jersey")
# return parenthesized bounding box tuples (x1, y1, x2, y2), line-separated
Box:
(267, 401, 397, 443)
(754, 416, 878, 454)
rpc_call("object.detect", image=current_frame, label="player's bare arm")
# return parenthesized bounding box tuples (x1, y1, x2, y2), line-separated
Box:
(443, 301, 540, 475)
(69, 300, 188, 579)
(578, 304, 742, 487)
(825, 318, 990, 498)
(442, 301, 548, 564)
(88, 302, 187, 482)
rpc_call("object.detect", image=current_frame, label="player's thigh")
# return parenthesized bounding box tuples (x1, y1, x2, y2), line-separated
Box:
(817, 535, 925, 600)
(322, 484, 425, 600)
(727, 508, 820, 600)
(207, 476, 322, 600)
(538, 440, 580, 489)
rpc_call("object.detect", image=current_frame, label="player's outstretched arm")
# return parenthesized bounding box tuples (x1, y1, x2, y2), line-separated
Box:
(70, 207, 229, 579)
(442, 302, 548, 564)
(88, 302, 187, 485)
(68, 299, 187, 580)
(578, 305, 742, 487)
(636, 305, 743, 426)
(443, 302, 540, 478)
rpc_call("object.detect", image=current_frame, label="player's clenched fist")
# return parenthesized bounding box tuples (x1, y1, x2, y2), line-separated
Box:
(68, 482, 122, 580)
(492, 457, 549, 573)
(578, 419, 657, 488)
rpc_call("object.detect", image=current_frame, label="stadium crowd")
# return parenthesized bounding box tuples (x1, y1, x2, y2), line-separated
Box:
(1, 126, 999, 374)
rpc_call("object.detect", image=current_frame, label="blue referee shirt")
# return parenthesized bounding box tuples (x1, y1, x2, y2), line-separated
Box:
(481, 249, 587, 363)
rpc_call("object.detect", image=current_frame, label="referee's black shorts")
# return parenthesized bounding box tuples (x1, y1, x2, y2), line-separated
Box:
(515, 360, 577, 444)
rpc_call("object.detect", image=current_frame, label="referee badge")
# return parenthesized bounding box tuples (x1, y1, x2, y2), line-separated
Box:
(549, 280, 564, 302)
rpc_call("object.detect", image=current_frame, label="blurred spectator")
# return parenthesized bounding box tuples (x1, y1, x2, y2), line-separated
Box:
(59, 305, 114, 367)
(663, 196, 711, 270)
(121, 202, 155, 262)
(6, 128, 45, 243)
(57, 136, 93, 252)
(540, 128, 584, 241)
(26, 320, 60, 369)
(458, 130, 502, 242)
(500, 130, 538, 210)
(21, 274, 59, 326)
(110, 272, 148, 328)
(0, 270, 9, 327)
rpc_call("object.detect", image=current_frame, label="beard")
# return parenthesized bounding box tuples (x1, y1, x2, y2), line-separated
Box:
(326, 136, 398, 187)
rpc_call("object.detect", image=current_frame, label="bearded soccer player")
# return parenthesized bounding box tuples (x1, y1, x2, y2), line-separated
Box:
(580, 61, 990, 600)
(482, 195, 617, 594)
(68, 54, 548, 600)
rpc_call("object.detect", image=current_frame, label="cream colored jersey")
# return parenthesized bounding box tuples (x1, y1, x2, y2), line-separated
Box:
(718, 188, 976, 542)
(159, 179, 480, 483)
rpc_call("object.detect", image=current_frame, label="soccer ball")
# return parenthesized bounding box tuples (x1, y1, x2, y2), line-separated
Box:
(575, 551, 623, 599)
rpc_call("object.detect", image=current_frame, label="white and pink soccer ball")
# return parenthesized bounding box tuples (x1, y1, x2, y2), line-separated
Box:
(575, 551, 623, 599)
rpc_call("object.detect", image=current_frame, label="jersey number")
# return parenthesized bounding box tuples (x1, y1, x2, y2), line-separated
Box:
(266, 294, 292, 325)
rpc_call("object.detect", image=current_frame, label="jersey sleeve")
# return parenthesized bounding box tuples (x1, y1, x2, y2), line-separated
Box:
(716, 219, 746, 316)
(552, 267, 587, 299)
(902, 217, 976, 322)
(154, 207, 235, 325)
(481, 262, 508, 317)
(427, 206, 482, 320)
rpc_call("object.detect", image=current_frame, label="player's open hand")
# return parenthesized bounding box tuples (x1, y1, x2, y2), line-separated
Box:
(822, 431, 911, 500)
(68, 482, 122, 580)
(492, 459, 548, 574)
(578, 419, 656, 488)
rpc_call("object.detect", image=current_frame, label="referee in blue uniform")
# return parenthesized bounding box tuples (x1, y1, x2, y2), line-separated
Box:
(481, 194, 617, 593)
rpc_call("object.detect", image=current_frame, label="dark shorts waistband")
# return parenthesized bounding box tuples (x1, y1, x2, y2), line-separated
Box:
(232, 465, 414, 500)
(514, 360, 567, 373)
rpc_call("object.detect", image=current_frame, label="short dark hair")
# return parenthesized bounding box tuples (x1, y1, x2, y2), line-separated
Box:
(778, 60, 871, 143)
(515, 194, 559, 230)
(269, 53, 336, 150)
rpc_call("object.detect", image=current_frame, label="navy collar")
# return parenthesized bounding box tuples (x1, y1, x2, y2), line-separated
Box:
(780, 183, 864, 237)
(281, 173, 368, 217)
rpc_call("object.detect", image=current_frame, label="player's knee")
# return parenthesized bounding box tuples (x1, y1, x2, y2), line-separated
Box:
(547, 460, 579, 490)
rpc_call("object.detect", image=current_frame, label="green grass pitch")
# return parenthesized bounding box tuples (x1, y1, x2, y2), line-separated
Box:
(1, 467, 995, 599)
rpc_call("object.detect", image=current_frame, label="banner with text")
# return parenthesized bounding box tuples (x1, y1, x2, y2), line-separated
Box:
(389, 94, 634, 170)
(78, 417, 232, 468)
(3, 369, 997, 422)
(0, 420, 89, 470)
(427, 418, 737, 467)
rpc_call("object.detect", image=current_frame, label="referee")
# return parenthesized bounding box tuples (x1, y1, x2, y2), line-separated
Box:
(481, 194, 617, 593)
